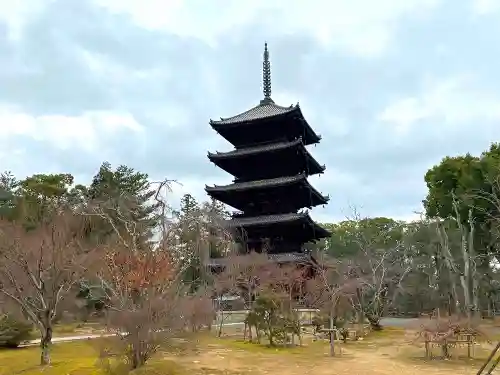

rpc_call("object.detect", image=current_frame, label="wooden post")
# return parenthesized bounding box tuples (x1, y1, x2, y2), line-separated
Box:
(329, 328, 335, 356)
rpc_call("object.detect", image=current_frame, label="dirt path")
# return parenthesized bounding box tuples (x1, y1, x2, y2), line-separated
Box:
(22, 322, 246, 347)
(177, 340, 485, 375)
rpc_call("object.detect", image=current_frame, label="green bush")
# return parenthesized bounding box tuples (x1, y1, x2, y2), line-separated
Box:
(0, 314, 33, 348)
(250, 295, 291, 346)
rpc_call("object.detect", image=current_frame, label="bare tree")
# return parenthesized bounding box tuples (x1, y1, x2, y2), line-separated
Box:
(410, 314, 487, 359)
(264, 264, 307, 345)
(88, 179, 217, 371)
(444, 172, 500, 317)
(96, 246, 191, 370)
(84, 180, 182, 370)
(212, 252, 273, 341)
(353, 244, 412, 330)
(339, 211, 412, 331)
(0, 212, 98, 365)
(433, 198, 480, 322)
(212, 262, 241, 337)
(307, 255, 356, 356)
(180, 286, 215, 332)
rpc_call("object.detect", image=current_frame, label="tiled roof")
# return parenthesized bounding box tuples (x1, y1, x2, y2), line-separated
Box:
(229, 212, 308, 227)
(268, 252, 312, 263)
(206, 252, 313, 267)
(228, 212, 332, 239)
(205, 174, 305, 192)
(206, 175, 329, 207)
(208, 139, 303, 159)
(210, 102, 297, 125)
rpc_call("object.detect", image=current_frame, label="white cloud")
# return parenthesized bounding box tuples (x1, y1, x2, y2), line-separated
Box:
(166, 174, 229, 212)
(1, 0, 497, 223)
(378, 74, 500, 135)
(92, 0, 441, 57)
(0, 105, 144, 152)
(0, 0, 50, 41)
(472, 0, 500, 15)
(377, 97, 432, 135)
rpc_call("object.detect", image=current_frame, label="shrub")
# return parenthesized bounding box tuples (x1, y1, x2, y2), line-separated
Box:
(0, 313, 33, 348)
(411, 315, 488, 359)
(250, 295, 292, 346)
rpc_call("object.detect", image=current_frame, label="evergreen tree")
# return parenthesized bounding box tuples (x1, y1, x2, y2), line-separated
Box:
(0, 171, 17, 221)
(86, 162, 159, 247)
(172, 194, 230, 292)
(173, 194, 203, 291)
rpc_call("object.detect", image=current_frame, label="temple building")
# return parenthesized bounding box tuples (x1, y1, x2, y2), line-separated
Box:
(205, 43, 330, 268)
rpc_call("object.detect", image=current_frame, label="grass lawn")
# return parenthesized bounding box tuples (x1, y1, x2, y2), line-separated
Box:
(0, 340, 184, 375)
(0, 341, 104, 375)
(0, 327, 496, 375)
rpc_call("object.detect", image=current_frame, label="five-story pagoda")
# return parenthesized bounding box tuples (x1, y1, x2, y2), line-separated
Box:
(206, 43, 330, 266)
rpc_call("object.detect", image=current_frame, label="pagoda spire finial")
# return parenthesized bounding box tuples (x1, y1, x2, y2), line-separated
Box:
(261, 42, 274, 104)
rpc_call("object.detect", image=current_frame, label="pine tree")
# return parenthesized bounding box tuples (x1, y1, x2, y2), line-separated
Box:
(86, 162, 159, 247)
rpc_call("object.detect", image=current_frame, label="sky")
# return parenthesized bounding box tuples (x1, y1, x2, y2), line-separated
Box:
(0, 0, 500, 223)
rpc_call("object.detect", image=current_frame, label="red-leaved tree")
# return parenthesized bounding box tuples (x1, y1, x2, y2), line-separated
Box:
(97, 247, 192, 370)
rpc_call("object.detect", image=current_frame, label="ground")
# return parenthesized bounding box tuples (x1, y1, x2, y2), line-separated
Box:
(0, 324, 498, 375)
(50, 322, 105, 337)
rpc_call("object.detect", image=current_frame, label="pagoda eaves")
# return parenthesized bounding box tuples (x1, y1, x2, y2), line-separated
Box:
(209, 102, 321, 148)
(207, 252, 314, 268)
(208, 138, 325, 180)
(228, 212, 331, 243)
(205, 174, 329, 212)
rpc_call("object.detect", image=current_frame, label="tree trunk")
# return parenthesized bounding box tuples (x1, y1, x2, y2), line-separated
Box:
(131, 348, 144, 369)
(268, 322, 274, 346)
(247, 291, 253, 342)
(366, 313, 383, 331)
(356, 288, 366, 335)
(40, 325, 53, 365)
(437, 226, 461, 315)
(441, 341, 450, 359)
(329, 313, 335, 356)
(243, 321, 248, 341)
(296, 317, 303, 346)
(217, 310, 224, 337)
(356, 310, 365, 335)
(460, 215, 474, 323)
(467, 214, 479, 320)
(460, 274, 472, 322)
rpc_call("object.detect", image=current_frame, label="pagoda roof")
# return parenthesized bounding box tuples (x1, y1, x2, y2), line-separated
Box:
(207, 252, 314, 268)
(210, 101, 297, 126)
(268, 252, 314, 263)
(205, 174, 300, 191)
(209, 101, 321, 147)
(205, 174, 329, 210)
(230, 212, 302, 226)
(208, 138, 326, 179)
(207, 173, 328, 199)
(209, 138, 303, 158)
(228, 212, 331, 239)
